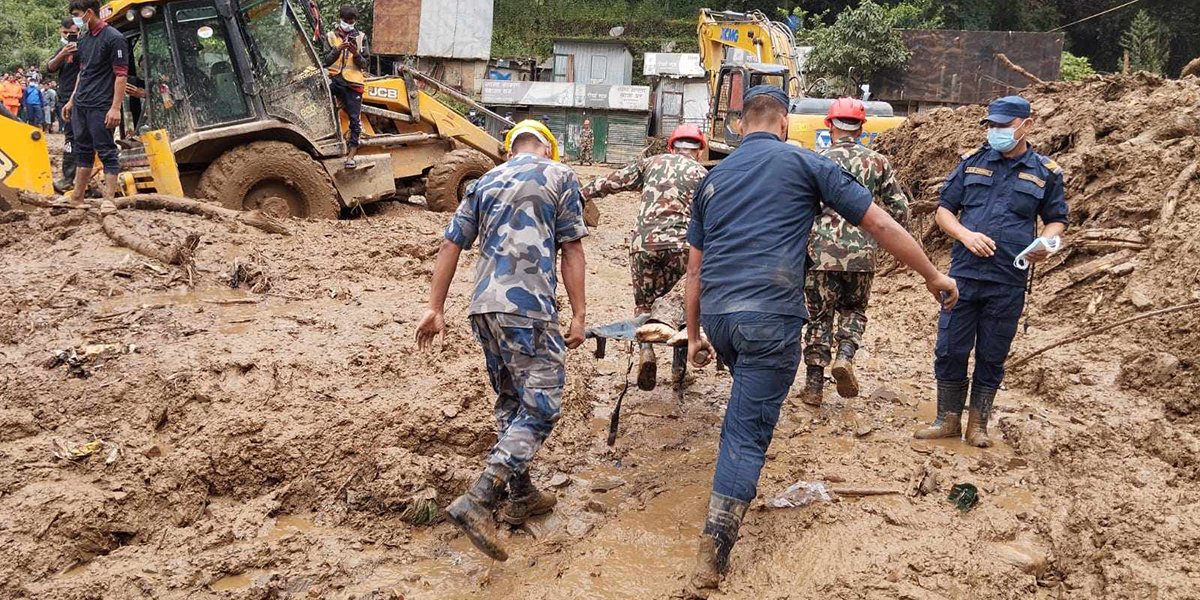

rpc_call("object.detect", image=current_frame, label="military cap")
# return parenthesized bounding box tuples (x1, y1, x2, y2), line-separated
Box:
(981, 95, 1031, 125)
(743, 85, 789, 108)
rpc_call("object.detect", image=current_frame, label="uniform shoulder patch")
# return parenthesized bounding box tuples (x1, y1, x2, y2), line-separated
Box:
(961, 147, 983, 160)
(965, 167, 993, 177)
(1039, 155, 1064, 174)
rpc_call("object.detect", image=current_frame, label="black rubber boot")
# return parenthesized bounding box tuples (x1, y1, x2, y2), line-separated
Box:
(799, 365, 825, 407)
(914, 380, 968, 440)
(446, 471, 509, 561)
(499, 470, 557, 526)
(830, 342, 860, 398)
(966, 384, 998, 448)
(689, 492, 749, 595)
(672, 345, 688, 385)
(637, 343, 657, 391)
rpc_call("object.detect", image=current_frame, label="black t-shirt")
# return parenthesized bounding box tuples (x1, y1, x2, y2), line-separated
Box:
(53, 41, 82, 103)
(74, 22, 128, 110)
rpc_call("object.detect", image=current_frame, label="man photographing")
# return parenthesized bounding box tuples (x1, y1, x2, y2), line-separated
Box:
(61, 0, 126, 203)
(323, 4, 370, 170)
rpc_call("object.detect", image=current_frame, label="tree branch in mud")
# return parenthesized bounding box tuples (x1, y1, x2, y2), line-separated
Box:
(1159, 160, 1198, 226)
(14, 190, 291, 236)
(1010, 301, 1200, 369)
(101, 214, 200, 270)
(995, 53, 1047, 86)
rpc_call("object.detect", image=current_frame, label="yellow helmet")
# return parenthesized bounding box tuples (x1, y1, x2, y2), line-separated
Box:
(504, 119, 560, 161)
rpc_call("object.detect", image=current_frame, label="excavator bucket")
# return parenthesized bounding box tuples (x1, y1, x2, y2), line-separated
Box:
(0, 116, 54, 196)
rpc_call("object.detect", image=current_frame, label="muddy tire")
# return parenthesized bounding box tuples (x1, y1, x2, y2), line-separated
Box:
(425, 149, 496, 213)
(196, 141, 340, 219)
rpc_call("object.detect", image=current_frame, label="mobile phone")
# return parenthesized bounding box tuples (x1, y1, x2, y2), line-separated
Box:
(67, 32, 79, 43)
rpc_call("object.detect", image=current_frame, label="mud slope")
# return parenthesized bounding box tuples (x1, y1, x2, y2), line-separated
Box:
(1, 158, 1196, 599)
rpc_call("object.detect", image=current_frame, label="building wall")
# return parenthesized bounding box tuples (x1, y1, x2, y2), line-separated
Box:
(373, 0, 494, 60)
(551, 41, 634, 86)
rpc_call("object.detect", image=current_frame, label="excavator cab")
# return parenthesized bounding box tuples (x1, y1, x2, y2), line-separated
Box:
(88, 0, 505, 218)
(710, 62, 790, 153)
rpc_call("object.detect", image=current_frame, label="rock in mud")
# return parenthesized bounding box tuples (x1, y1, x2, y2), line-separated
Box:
(548, 473, 571, 488)
(1118, 352, 1180, 390)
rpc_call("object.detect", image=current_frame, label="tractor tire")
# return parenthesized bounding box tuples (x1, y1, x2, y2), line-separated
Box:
(425, 148, 496, 213)
(196, 141, 340, 219)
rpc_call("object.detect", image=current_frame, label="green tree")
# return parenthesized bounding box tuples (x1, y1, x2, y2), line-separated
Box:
(887, 0, 945, 29)
(1060, 51, 1094, 81)
(804, 0, 910, 84)
(1120, 9, 1169, 74)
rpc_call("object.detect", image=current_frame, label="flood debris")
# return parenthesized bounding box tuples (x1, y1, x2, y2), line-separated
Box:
(768, 481, 834, 508)
(50, 438, 122, 464)
(948, 483, 980, 512)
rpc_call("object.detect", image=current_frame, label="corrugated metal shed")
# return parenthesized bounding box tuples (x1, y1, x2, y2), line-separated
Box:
(605, 112, 650, 164)
(551, 40, 634, 86)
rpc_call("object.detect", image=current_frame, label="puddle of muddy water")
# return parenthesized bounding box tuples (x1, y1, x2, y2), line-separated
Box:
(211, 571, 262, 591)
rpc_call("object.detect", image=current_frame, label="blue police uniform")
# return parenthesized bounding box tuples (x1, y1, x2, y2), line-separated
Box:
(930, 96, 1068, 444)
(688, 86, 875, 584)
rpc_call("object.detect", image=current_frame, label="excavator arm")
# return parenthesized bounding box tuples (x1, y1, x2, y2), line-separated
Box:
(697, 9, 801, 98)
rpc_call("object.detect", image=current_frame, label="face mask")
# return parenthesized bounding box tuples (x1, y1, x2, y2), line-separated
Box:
(73, 16, 85, 28)
(987, 121, 1026, 153)
(339, 20, 353, 31)
(61, 36, 69, 44)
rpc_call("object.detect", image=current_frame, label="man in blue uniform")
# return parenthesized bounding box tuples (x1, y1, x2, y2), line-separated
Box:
(683, 85, 958, 594)
(914, 95, 1068, 448)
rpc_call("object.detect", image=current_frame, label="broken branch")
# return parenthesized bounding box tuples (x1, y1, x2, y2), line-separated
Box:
(1010, 301, 1200, 368)
(1159, 160, 1198, 227)
(113, 194, 291, 235)
(995, 53, 1047, 86)
(101, 214, 200, 267)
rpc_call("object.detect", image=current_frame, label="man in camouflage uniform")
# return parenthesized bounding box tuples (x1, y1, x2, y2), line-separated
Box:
(582, 123, 708, 390)
(416, 120, 588, 561)
(578, 118, 595, 165)
(799, 98, 910, 406)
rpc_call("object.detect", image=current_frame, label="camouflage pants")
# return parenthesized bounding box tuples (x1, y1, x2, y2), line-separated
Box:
(803, 270, 874, 367)
(470, 312, 567, 481)
(631, 249, 687, 315)
(579, 142, 593, 165)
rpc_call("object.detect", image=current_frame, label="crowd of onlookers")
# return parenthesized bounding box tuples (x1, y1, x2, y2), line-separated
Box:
(1, 67, 62, 133)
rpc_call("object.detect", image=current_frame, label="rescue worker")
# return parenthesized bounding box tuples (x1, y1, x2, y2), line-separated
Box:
(62, 0, 128, 205)
(415, 120, 588, 561)
(799, 98, 910, 406)
(581, 123, 708, 390)
(915, 95, 1068, 448)
(46, 16, 81, 189)
(1, 75, 21, 119)
(578, 118, 594, 165)
(683, 85, 957, 594)
(323, 4, 369, 170)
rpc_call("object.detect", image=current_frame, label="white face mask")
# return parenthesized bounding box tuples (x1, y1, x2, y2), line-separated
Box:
(61, 36, 69, 44)
(339, 20, 353, 31)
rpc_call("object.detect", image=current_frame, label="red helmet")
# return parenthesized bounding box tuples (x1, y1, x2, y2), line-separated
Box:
(825, 97, 868, 129)
(668, 124, 707, 151)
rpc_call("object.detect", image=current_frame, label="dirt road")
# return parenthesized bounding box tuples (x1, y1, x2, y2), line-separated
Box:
(1, 161, 1196, 599)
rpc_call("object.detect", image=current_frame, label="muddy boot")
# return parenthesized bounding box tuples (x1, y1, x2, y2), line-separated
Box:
(798, 365, 825, 407)
(637, 343, 657, 391)
(689, 492, 748, 596)
(499, 471, 557, 526)
(830, 342, 860, 398)
(672, 345, 688, 386)
(914, 380, 967, 440)
(445, 472, 509, 561)
(965, 385, 997, 448)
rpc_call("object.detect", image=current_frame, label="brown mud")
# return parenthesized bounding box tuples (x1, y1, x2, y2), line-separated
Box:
(2, 116, 1198, 599)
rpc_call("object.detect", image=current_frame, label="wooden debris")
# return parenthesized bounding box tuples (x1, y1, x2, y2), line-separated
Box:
(113, 194, 291, 236)
(1053, 250, 1134, 294)
(101, 214, 200, 267)
(1011, 301, 1200, 368)
(996, 53, 1047, 86)
(1159, 160, 1198, 226)
(1074, 228, 1149, 252)
(199, 298, 260, 305)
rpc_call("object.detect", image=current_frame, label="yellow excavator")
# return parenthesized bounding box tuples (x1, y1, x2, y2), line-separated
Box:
(1, 0, 510, 217)
(696, 8, 905, 156)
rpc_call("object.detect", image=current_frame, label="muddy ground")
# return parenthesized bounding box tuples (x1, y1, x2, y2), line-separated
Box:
(2, 148, 1198, 599)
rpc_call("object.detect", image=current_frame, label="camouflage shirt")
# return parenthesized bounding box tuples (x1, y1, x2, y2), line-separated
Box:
(445, 153, 589, 322)
(581, 153, 708, 252)
(811, 136, 910, 272)
(579, 127, 594, 146)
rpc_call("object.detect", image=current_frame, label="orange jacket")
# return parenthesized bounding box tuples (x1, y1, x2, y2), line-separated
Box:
(0, 81, 21, 109)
